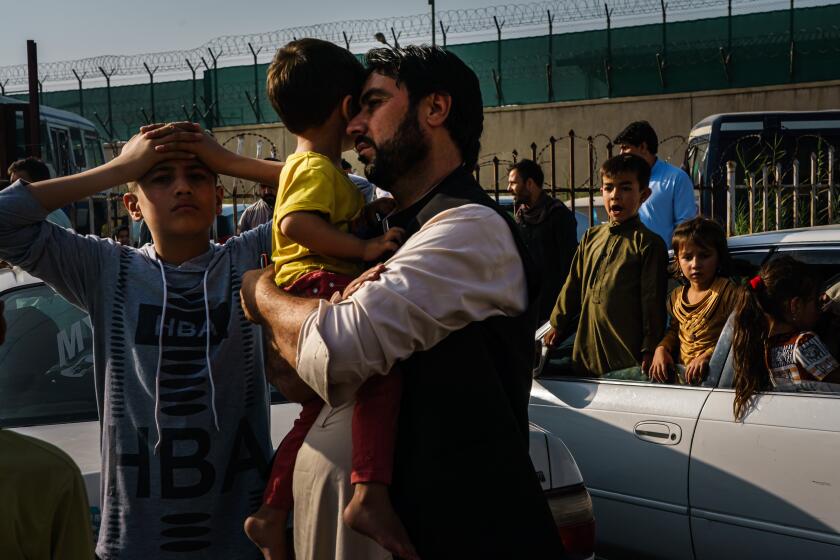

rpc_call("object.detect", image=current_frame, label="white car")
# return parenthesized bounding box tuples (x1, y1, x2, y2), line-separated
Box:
(531, 225, 840, 559)
(0, 265, 595, 558)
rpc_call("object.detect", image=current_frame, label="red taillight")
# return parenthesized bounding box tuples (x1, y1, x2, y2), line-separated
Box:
(545, 484, 596, 559)
(558, 519, 596, 559)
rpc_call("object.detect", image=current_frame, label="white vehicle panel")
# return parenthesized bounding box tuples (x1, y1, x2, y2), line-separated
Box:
(691, 389, 840, 559)
(530, 379, 711, 558)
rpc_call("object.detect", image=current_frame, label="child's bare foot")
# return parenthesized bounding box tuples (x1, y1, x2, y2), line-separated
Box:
(343, 483, 420, 560)
(244, 505, 288, 560)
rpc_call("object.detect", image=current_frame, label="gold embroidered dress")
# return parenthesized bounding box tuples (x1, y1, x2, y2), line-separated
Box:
(659, 276, 739, 364)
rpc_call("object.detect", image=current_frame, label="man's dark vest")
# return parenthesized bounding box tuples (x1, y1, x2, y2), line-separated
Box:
(387, 166, 565, 559)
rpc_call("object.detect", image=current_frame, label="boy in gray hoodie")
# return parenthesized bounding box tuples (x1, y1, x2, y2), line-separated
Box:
(0, 126, 283, 559)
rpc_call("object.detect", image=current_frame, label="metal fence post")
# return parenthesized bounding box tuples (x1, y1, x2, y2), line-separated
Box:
(587, 136, 595, 227)
(748, 172, 755, 234)
(143, 62, 159, 122)
(774, 163, 782, 231)
(726, 160, 736, 236)
(71, 69, 85, 116)
(792, 158, 800, 228)
(531, 142, 537, 161)
(493, 156, 500, 202)
(569, 130, 576, 214)
(550, 136, 557, 199)
(810, 152, 818, 227)
(492, 16, 505, 106)
(829, 146, 835, 224)
(761, 165, 769, 232)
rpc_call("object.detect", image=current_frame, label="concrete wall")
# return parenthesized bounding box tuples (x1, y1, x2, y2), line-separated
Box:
(214, 79, 840, 195)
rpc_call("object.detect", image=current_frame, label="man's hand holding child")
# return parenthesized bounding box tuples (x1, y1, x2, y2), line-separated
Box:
(362, 228, 405, 263)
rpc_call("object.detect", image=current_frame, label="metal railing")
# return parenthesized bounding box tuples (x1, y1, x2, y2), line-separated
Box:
(476, 135, 839, 237)
(720, 147, 837, 236)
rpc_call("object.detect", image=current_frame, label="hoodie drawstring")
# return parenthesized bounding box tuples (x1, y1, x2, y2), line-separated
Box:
(203, 268, 220, 433)
(153, 260, 167, 454)
(152, 261, 220, 455)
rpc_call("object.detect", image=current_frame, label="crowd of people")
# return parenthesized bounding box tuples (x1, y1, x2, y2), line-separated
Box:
(1, 39, 839, 560)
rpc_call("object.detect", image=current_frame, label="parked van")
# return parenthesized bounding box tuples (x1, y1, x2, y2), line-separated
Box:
(684, 111, 840, 221)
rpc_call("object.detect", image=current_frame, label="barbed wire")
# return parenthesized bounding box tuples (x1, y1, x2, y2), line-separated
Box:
(0, 0, 762, 86)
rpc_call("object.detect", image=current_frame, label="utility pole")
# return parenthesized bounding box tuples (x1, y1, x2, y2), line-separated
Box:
(26, 40, 41, 158)
(429, 0, 436, 46)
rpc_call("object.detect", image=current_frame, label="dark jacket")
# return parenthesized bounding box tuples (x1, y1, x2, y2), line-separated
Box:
(387, 167, 564, 559)
(516, 194, 578, 323)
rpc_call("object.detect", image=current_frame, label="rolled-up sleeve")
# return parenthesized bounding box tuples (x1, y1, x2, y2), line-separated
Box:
(296, 204, 528, 406)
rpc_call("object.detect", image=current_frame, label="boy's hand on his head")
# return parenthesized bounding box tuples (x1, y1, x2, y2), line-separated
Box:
(362, 227, 405, 262)
(685, 355, 709, 385)
(649, 346, 672, 383)
(111, 127, 197, 182)
(145, 122, 234, 174)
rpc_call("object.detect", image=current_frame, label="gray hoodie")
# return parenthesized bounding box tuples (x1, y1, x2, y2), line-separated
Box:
(0, 182, 272, 559)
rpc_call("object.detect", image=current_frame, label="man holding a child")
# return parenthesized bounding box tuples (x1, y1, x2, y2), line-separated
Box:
(239, 45, 564, 559)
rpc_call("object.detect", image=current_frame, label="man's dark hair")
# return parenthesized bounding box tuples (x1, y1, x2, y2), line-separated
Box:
(266, 38, 365, 134)
(613, 121, 659, 155)
(340, 158, 352, 171)
(8, 157, 50, 182)
(364, 46, 484, 169)
(510, 159, 544, 188)
(600, 154, 651, 190)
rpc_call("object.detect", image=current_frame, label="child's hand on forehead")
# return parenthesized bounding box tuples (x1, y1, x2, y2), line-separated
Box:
(111, 124, 197, 181)
(145, 122, 233, 174)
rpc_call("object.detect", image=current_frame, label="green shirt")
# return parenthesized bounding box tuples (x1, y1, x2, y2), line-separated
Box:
(549, 215, 668, 376)
(0, 430, 94, 560)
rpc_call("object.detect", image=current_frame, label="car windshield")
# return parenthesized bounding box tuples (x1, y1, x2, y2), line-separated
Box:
(0, 283, 97, 427)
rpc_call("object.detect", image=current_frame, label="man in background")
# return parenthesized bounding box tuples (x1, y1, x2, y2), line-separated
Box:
(508, 159, 577, 322)
(614, 121, 696, 249)
(7, 158, 73, 230)
(239, 157, 280, 233)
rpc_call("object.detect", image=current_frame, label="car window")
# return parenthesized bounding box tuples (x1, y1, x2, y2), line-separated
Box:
(0, 284, 97, 427)
(717, 246, 840, 394)
(538, 247, 774, 386)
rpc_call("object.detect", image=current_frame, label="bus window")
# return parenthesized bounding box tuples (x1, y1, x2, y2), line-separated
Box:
(70, 128, 87, 170)
(49, 127, 74, 176)
(84, 133, 103, 167)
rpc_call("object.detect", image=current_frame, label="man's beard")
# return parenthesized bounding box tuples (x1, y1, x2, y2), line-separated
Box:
(358, 106, 429, 192)
(261, 194, 277, 207)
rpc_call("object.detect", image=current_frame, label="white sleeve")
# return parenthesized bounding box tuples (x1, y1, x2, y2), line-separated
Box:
(296, 204, 528, 405)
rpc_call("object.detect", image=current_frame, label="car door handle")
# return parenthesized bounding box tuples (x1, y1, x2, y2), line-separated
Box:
(634, 421, 682, 445)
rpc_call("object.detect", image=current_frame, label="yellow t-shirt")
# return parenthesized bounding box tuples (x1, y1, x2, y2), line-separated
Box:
(272, 151, 365, 287)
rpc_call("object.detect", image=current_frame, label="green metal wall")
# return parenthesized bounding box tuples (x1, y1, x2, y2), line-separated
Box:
(25, 4, 840, 140)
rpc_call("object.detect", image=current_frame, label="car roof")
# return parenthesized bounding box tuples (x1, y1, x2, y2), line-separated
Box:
(727, 224, 840, 249)
(693, 110, 840, 130)
(0, 267, 41, 294)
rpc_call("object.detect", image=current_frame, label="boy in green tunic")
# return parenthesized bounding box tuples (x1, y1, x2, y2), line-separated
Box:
(544, 154, 668, 377)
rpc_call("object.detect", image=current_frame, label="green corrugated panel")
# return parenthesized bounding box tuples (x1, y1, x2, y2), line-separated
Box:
(20, 4, 840, 140)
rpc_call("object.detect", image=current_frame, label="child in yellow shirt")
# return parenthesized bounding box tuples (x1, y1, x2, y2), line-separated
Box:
(244, 39, 415, 560)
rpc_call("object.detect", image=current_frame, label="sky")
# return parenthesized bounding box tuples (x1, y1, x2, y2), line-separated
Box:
(0, 0, 500, 68)
(2, 0, 833, 82)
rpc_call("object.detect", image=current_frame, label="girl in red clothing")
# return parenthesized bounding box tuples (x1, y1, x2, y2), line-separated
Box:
(732, 256, 840, 420)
